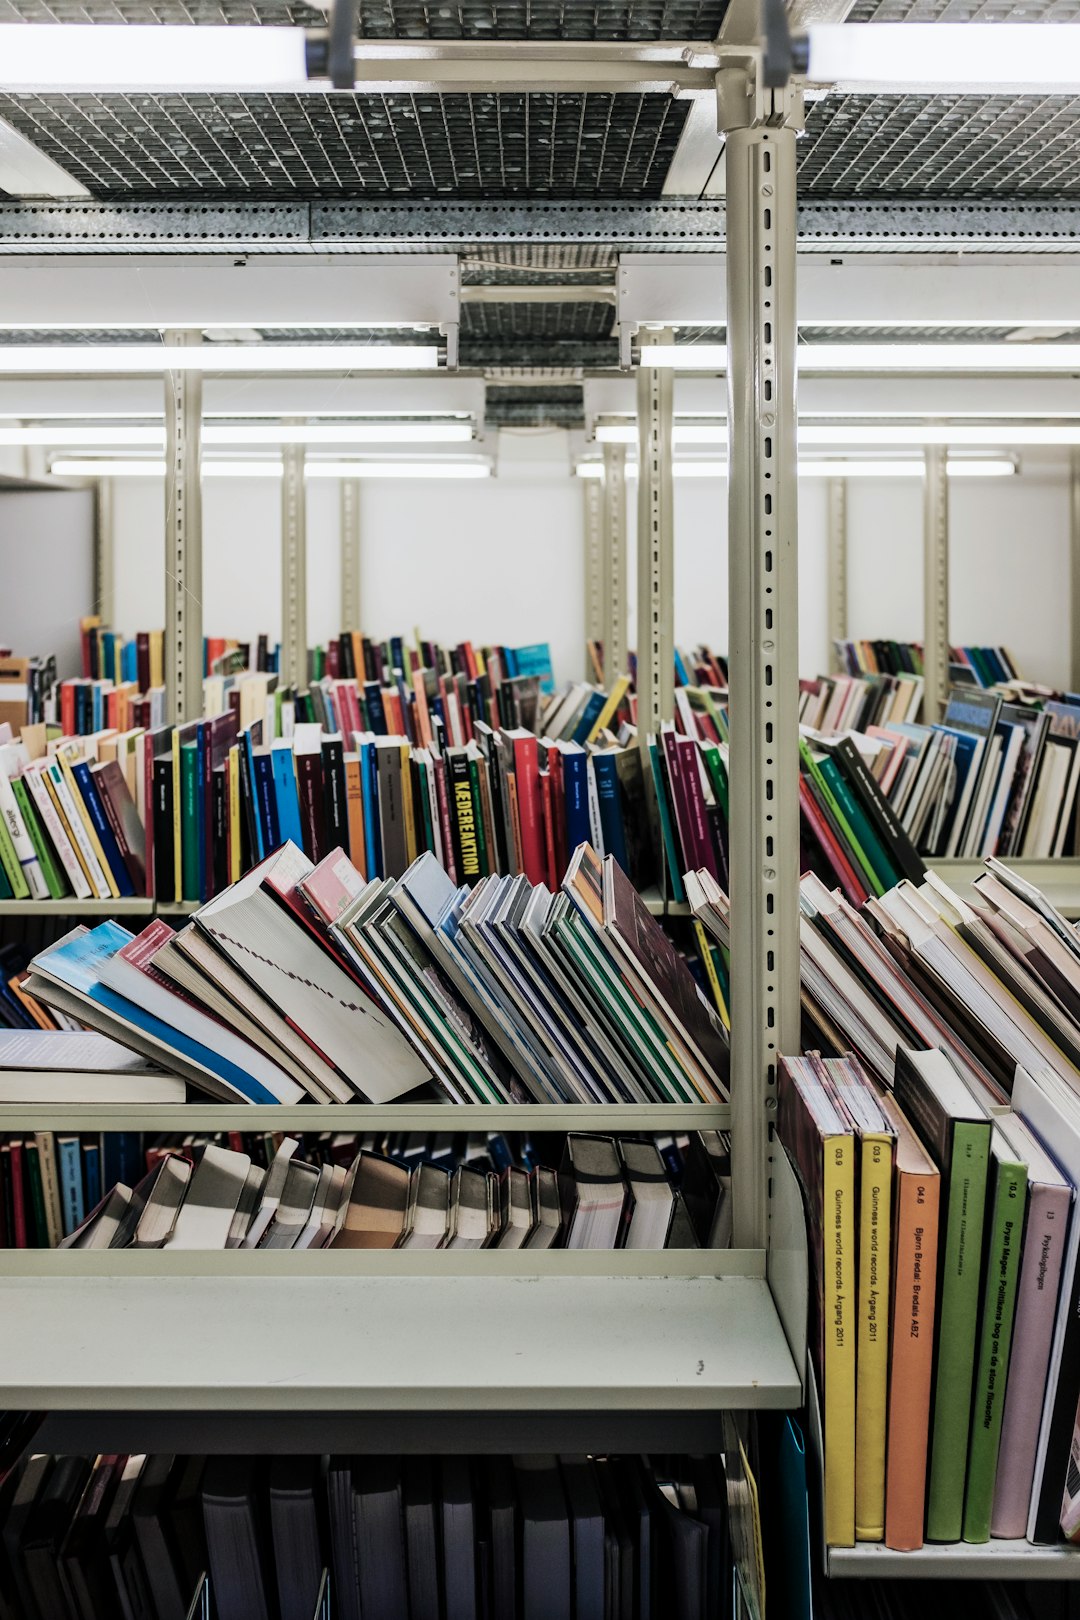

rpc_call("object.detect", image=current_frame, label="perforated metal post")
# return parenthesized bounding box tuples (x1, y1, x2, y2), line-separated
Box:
(601, 444, 628, 683)
(341, 477, 362, 635)
(636, 329, 675, 753)
(1071, 451, 1080, 692)
(164, 330, 203, 726)
(826, 476, 848, 655)
(281, 440, 308, 691)
(721, 63, 803, 1251)
(583, 473, 603, 680)
(93, 476, 115, 628)
(923, 445, 950, 721)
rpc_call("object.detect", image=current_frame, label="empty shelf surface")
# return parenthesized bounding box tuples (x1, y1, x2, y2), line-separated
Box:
(828, 1539, 1080, 1579)
(0, 1273, 799, 1412)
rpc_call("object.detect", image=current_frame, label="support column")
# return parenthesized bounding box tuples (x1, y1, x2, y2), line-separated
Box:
(721, 65, 803, 1250)
(601, 444, 628, 684)
(583, 472, 603, 680)
(281, 441, 308, 691)
(1071, 451, 1080, 692)
(636, 328, 675, 753)
(93, 477, 115, 629)
(164, 331, 203, 726)
(341, 477, 362, 635)
(826, 477, 847, 655)
(923, 445, 949, 721)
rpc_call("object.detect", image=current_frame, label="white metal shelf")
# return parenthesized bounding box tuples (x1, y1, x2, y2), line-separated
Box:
(0, 1271, 800, 1413)
(0, 897, 199, 916)
(932, 857, 1080, 918)
(827, 1539, 1080, 1579)
(0, 1101, 731, 1131)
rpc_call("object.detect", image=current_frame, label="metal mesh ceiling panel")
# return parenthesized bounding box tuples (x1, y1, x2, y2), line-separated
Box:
(461, 301, 613, 338)
(486, 383, 583, 425)
(0, 0, 725, 28)
(848, 0, 1079, 18)
(799, 92, 1080, 195)
(0, 91, 687, 197)
(0, 0, 320, 18)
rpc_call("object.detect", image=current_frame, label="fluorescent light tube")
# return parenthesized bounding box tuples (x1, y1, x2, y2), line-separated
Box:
(576, 459, 1016, 479)
(0, 345, 440, 374)
(305, 461, 490, 479)
(0, 422, 472, 447)
(0, 25, 313, 92)
(805, 23, 1080, 94)
(51, 458, 492, 480)
(602, 421, 1080, 448)
(640, 343, 1080, 373)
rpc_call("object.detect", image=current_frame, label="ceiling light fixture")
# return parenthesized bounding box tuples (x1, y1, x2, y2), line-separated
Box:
(0, 422, 472, 447)
(0, 344, 440, 375)
(0, 24, 314, 92)
(803, 23, 1080, 94)
(50, 458, 491, 480)
(599, 421, 1080, 448)
(640, 344, 1080, 374)
(576, 458, 1017, 480)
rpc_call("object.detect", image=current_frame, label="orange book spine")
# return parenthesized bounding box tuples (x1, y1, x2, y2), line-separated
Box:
(345, 754, 366, 879)
(411, 666, 433, 750)
(884, 1163, 940, 1550)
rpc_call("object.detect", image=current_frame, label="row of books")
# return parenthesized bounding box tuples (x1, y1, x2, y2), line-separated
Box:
(5, 1127, 730, 1253)
(834, 637, 1022, 691)
(799, 670, 924, 735)
(690, 855, 1080, 1549)
(0, 1448, 751, 1620)
(23, 840, 728, 1108)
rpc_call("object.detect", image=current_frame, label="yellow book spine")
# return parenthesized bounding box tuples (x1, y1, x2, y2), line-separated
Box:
(856, 1133, 893, 1542)
(400, 742, 417, 864)
(824, 1130, 856, 1548)
(227, 745, 241, 883)
(171, 730, 182, 903)
(585, 674, 631, 745)
(149, 630, 164, 690)
(692, 918, 729, 1026)
(56, 750, 119, 899)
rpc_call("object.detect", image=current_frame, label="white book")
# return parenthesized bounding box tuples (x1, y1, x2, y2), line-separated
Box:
(0, 746, 47, 898)
(168, 1145, 251, 1250)
(23, 768, 91, 899)
(241, 1138, 299, 1249)
(259, 1160, 320, 1250)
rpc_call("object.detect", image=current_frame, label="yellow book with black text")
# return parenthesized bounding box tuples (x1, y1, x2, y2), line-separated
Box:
(585, 675, 631, 745)
(227, 744, 241, 883)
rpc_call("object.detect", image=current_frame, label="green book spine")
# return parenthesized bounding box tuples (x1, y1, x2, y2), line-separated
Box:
(415, 761, 435, 856)
(467, 757, 490, 878)
(180, 742, 201, 903)
(0, 843, 12, 899)
(23, 1143, 48, 1248)
(927, 1118, 992, 1541)
(962, 1150, 1027, 1543)
(799, 738, 881, 898)
(818, 757, 900, 893)
(647, 740, 686, 905)
(10, 778, 65, 898)
(0, 808, 28, 899)
(701, 744, 730, 821)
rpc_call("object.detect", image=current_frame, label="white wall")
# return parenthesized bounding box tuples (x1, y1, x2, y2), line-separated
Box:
(0, 486, 95, 678)
(104, 443, 1072, 690)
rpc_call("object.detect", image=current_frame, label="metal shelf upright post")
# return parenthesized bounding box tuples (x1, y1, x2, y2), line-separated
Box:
(826, 476, 847, 651)
(281, 438, 307, 690)
(720, 52, 803, 1251)
(164, 330, 203, 727)
(341, 476, 362, 635)
(923, 444, 949, 721)
(636, 327, 675, 757)
(583, 469, 603, 678)
(1071, 449, 1080, 692)
(92, 475, 115, 630)
(601, 443, 629, 682)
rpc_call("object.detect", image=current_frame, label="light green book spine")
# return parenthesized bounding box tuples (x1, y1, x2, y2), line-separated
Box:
(10, 777, 65, 899)
(962, 1147, 1026, 1543)
(927, 1118, 992, 1541)
(0, 805, 28, 899)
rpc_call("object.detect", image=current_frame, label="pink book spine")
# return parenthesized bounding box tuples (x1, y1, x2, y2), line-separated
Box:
(990, 1178, 1072, 1538)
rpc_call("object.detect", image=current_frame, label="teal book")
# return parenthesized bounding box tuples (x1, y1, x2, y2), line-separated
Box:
(180, 741, 201, 902)
(647, 738, 685, 904)
(817, 756, 900, 893)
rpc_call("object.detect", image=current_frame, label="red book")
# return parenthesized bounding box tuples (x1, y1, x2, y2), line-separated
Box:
(675, 734, 719, 883)
(546, 745, 569, 880)
(92, 760, 147, 895)
(539, 768, 559, 890)
(136, 631, 151, 695)
(60, 682, 75, 739)
(508, 730, 545, 885)
(798, 776, 867, 906)
(431, 756, 458, 884)
(9, 1141, 26, 1248)
(326, 640, 341, 680)
(661, 724, 700, 876)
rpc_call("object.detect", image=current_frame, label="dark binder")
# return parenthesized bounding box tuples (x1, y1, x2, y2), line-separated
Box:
(200, 1456, 273, 1620)
(269, 1456, 325, 1620)
(403, 1456, 441, 1620)
(513, 1456, 570, 1620)
(353, 1456, 408, 1620)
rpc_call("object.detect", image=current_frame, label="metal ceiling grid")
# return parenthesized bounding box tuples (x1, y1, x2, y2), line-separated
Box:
(0, 91, 688, 197)
(847, 0, 1080, 18)
(461, 300, 613, 338)
(799, 92, 1080, 196)
(0, 0, 725, 27)
(0, 0, 320, 18)
(486, 382, 584, 425)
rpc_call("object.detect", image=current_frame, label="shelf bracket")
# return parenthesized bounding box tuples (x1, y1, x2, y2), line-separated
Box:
(636, 328, 675, 753)
(1071, 450, 1080, 693)
(92, 475, 115, 630)
(281, 438, 307, 692)
(583, 470, 604, 680)
(721, 58, 803, 1250)
(923, 444, 949, 722)
(341, 476, 362, 636)
(601, 443, 629, 684)
(164, 330, 203, 727)
(826, 476, 847, 653)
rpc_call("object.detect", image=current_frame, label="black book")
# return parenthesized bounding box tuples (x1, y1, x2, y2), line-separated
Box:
(611, 1457, 653, 1620)
(211, 769, 229, 895)
(402, 1456, 441, 1620)
(483, 1458, 517, 1620)
(237, 723, 263, 872)
(132, 1454, 189, 1620)
(513, 1456, 570, 1620)
(684, 1458, 729, 1620)
(166, 1457, 206, 1600)
(104, 1454, 156, 1620)
(558, 1457, 605, 1620)
(327, 1461, 360, 1620)
(321, 735, 349, 852)
(829, 735, 926, 886)
(353, 1457, 408, 1620)
(642, 1465, 708, 1620)
(3, 1455, 52, 1620)
(22, 1453, 90, 1620)
(152, 756, 175, 901)
(59, 1454, 124, 1620)
(269, 1456, 324, 1620)
(441, 1456, 477, 1620)
(201, 1456, 272, 1620)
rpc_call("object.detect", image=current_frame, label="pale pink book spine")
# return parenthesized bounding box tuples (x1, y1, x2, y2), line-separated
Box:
(990, 1178, 1072, 1538)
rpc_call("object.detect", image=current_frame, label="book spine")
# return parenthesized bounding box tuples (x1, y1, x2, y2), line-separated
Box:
(211, 768, 228, 896)
(991, 1180, 1071, 1538)
(56, 1137, 84, 1237)
(562, 752, 591, 857)
(885, 1165, 940, 1551)
(448, 751, 480, 884)
(647, 740, 686, 904)
(360, 742, 381, 880)
(25, 772, 88, 899)
(834, 736, 926, 885)
(50, 762, 111, 899)
(676, 737, 720, 882)
(10, 777, 64, 898)
(926, 1120, 992, 1542)
(344, 754, 365, 876)
(856, 1133, 893, 1542)
(152, 757, 175, 903)
(512, 735, 545, 885)
(32, 1132, 62, 1248)
(94, 767, 146, 896)
(322, 739, 348, 852)
(227, 746, 242, 883)
(180, 745, 201, 903)
(0, 767, 47, 899)
(0, 793, 29, 900)
(72, 762, 134, 898)
(252, 752, 280, 855)
(432, 756, 457, 885)
(467, 756, 490, 878)
(295, 752, 326, 864)
(8, 1142, 25, 1248)
(824, 1131, 857, 1548)
(963, 1158, 1026, 1543)
(593, 753, 630, 876)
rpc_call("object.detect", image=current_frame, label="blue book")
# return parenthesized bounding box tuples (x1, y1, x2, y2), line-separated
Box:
(571, 692, 607, 747)
(510, 642, 555, 695)
(121, 640, 137, 684)
(244, 729, 265, 862)
(561, 749, 592, 852)
(592, 752, 629, 874)
(57, 1137, 84, 1237)
(41, 923, 280, 1105)
(360, 738, 381, 880)
(252, 751, 280, 854)
(271, 745, 305, 850)
(931, 726, 981, 851)
(91, 681, 104, 733)
(364, 683, 388, 736)
(82, 1142, 101, 1211)
(390, 636, 406, 675)
(101, 1132, 141, 1197)
(673, 647, 691, 688)
(195, 720, 207, 902)
(71, 761, 135, 897)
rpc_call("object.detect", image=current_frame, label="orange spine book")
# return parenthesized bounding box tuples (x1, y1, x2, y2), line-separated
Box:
(344, 754, 366, 878)
(881, 1089, 941, 1551)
